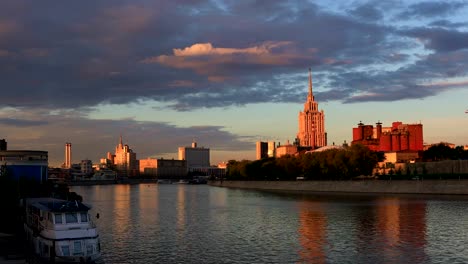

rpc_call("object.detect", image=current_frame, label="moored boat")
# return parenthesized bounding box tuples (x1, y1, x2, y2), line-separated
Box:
(23, 198, 102, 263)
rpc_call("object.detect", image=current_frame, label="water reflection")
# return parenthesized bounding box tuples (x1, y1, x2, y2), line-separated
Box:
(297, 202, 327, 264)
(71, 185, 468, 264)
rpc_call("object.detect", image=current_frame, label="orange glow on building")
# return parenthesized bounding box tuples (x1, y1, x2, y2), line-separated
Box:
(113, 136, 138, 177)
(352, 121, 423, 152)
(297, 68, 326, 149)
(64, 142, 72, 169)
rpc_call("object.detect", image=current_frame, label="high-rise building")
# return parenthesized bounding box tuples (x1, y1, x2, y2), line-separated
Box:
(114, 136, 137, 177)
(297, 68, 326, 149)
(65, 142, 72, 169)
(178, 141, 210, 168)
(256, 141, 276, 160)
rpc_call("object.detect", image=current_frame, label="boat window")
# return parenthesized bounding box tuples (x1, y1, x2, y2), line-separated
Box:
(73, 241, 82, 255)
(54, 213, 63, 224)
(43, 244, 49, 256)
(66, 213, 78, 223)
(80, 212, 88, 222)
(61, 246, 70, 256)
(87, 244, 93, 255)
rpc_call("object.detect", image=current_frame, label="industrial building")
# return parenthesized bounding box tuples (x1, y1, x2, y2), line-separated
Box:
(352, 121, 424, 152)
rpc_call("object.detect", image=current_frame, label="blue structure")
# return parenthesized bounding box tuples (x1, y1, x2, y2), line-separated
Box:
(0, 150, 48, 183)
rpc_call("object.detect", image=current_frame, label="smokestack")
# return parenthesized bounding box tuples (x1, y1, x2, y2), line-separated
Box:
(65, 143, 72, 169)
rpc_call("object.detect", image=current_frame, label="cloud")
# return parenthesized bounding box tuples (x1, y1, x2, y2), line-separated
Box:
(404, 27, 468, 52)
(398, 1, 467, 19)
(0, 118, 48, 127)
(142, 41, 309, 80)
(0, 0, 466, 113)
(0, 110, 254, 166)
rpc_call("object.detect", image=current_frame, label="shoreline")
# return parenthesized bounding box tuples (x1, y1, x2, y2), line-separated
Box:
(66, 178, 158, 186)
(208, 179, 468, 195)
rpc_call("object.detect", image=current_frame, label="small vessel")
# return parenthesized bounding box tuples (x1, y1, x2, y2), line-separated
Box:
(157, 179, 172, 184)
(23, 198, 102, 263)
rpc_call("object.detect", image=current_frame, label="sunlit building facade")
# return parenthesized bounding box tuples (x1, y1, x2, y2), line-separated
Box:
(256, 141, 275, 160)
(113, 136, 138, 177)
(140, 158, 187, 178)
(64, 142, 72, 169)
(297, 69, 326, 149)
(352, 121, 423, 152)
(178, 141, 210, 168)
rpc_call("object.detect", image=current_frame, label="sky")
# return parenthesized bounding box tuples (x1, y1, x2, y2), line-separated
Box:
(1, 0, 468, 167)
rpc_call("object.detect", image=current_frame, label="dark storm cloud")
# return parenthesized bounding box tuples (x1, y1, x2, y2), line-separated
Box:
(0, 0, 467, 111)
(318, 48, 468, 104)
(348, 2, 383, 21)
(398, 1, 467, 19)
(0, 118, 48, 127)
(403, 27, 468, 52)
(430, 20, 468, 29)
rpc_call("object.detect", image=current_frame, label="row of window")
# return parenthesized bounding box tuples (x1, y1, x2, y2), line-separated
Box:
(53, 212, 88, 224)
(60, 241, 94, 256)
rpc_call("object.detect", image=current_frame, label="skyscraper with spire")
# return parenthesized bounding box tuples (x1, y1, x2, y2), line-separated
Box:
(113, 135, 137, 177)
(297, 68, 326, 148)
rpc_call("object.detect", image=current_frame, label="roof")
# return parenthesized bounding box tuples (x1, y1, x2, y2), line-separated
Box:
(26, 198, 90, 212)
(305, 145, 344, 154)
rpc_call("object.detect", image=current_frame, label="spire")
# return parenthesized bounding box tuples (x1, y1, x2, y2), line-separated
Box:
(119, 134, 123, 146)
(308, 68, 313, 96)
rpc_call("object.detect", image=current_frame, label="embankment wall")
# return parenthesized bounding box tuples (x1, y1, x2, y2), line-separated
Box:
(209, 180, 468, 195)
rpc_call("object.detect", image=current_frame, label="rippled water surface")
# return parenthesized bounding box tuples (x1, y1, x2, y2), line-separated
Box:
(71, 184, 468, 264)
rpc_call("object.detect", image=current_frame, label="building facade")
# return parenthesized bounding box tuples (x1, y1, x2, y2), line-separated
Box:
(256, 141, 275, 160)
(178, 141, 210, 168)
(0, 149, 48, 183)
(64, 142, 72, 169)
(297, 69, 326, 149)
(276, 142, 298, 158)
(113, 136, 138, 177)
(352, 121, 424, 152)
(140, 158, 187, 178)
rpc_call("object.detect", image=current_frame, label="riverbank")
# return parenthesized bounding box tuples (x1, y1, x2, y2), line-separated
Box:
(209, 180, 468, 195)
(67, 178, 158, 186)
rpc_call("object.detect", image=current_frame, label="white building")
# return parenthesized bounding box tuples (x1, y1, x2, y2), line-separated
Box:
(178, 141, 210, 168)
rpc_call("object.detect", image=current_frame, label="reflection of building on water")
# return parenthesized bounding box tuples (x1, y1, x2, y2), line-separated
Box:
(373, 198, 427, 262)
(177, 185, 186, 231)
(298, 202, 327, 264)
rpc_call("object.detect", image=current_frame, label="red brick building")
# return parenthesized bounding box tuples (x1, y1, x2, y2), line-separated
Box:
(352, 121, 423, 152)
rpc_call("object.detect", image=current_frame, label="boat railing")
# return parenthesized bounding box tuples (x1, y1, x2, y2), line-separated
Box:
(39, 219, 97, 230)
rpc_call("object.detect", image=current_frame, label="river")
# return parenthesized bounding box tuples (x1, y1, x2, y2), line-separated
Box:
(71, 184, 468, 264)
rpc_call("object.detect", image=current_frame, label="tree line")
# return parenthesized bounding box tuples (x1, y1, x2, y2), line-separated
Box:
(226, 144, 384, 181)
(423, 143, 468, 161)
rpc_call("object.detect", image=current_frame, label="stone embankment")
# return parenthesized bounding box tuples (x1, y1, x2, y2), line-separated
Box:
(209, 180, 468, 195)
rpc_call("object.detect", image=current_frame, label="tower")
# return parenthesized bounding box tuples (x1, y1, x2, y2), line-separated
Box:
(65, 142, 72, 169)
(297, 68, 326, 148)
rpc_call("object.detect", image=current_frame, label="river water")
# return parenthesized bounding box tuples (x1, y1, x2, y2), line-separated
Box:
(71, 184, 468, 264)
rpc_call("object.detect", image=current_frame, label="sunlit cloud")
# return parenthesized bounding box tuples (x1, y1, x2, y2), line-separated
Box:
(142, 41, 314, 81)
(169, 80, 196, 87)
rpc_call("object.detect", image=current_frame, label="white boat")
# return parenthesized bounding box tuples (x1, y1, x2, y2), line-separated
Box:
(23, 198, 102, 263)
